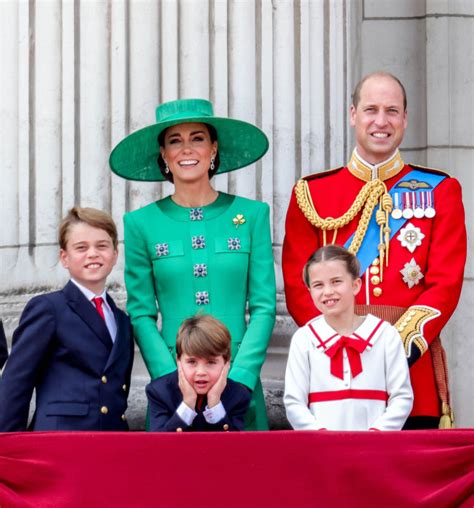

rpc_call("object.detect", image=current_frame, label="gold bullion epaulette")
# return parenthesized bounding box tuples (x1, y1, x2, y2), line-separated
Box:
(408, 163, 451, 178)
(298, 166, 344, 183)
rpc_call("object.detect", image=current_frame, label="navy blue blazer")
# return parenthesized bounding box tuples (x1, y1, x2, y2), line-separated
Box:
(146, 371, 251, 432)
(0, 320, 7, 370)
(0, 281, 134, 431)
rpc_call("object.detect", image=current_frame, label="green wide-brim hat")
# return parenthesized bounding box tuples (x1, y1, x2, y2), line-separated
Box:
(109, 98, 269, 182)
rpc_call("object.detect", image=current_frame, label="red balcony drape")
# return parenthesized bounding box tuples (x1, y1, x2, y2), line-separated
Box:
(0, 430, 473, 507)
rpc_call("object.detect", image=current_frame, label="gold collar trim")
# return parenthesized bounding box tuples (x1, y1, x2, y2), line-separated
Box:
(348, 150, 404, 182)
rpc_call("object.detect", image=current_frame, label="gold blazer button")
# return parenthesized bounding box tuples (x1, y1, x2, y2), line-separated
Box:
(371, 275, 381, 285)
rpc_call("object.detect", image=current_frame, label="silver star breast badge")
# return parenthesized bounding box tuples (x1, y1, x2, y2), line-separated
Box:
(400, 258, 424, 288)
(397, 223, 425, 253)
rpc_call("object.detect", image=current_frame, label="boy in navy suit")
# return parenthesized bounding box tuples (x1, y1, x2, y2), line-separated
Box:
(0, 207, 134, 431)
(146, 315, 250, 432)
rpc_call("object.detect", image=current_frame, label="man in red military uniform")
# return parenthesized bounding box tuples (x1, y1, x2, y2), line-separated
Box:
(282, 72, 466, 429)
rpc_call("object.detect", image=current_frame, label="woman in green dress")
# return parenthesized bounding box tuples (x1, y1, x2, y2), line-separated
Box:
(109, 99, 276, 429)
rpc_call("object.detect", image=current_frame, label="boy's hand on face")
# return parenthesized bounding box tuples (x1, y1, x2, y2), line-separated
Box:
(206, 361, 230, 409)
(178, 360, 197, 409)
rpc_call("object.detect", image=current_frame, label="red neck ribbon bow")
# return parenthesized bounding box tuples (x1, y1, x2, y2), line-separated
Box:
(325, 336, 368, 380)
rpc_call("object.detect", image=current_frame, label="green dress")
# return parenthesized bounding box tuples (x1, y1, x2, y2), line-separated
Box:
(124, 192, 276, 430)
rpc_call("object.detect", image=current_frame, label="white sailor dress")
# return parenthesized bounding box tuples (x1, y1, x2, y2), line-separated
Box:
(284, 313, 413, 431)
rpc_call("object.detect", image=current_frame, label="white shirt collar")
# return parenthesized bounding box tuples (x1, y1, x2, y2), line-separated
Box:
(70, 279, 108, 306)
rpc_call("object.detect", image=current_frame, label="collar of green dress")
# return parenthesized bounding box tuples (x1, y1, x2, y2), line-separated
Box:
(156, 192, 235, 222)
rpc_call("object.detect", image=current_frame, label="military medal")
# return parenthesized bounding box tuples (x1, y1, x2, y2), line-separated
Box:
(413, 193, 424, 219)
(397, 223, 425, 253)
(420, 191, 426, 218)
(424, 191, 436, 218)
(391, 192, 403, 220)
(402, 193, 414, 219)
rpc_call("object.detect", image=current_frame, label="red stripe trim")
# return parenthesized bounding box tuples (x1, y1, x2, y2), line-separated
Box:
(365, 318, 384, 343)
(352, 319, 383, 343)
(308, 323, 323, 345)
(308, 389, 389, 403)
(308, 322, 336, 347)
(353, 318, 384, 346)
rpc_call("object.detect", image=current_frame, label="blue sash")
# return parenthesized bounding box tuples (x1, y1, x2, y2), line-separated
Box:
(343, 169, 446, 275)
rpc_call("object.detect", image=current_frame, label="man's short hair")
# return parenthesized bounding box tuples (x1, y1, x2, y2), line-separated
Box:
(59, 207, 118, 250)
(176, 314, 231, 362)
(352, 71, 407, 111)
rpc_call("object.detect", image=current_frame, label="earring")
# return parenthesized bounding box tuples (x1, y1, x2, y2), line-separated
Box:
(210, 157, 215, 171)
(164, 161, 170, 174)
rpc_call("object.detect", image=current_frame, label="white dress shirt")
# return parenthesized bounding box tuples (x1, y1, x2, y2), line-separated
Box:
(176, 401, 226, 426)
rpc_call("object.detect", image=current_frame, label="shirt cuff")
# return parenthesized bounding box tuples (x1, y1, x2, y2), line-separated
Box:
(176, 402, 197, 426)
(203, 402, 226, 424)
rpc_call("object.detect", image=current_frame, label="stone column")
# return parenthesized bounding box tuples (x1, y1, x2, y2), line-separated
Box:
(425, 0, 474, 427)
(357, 0, 474, 426)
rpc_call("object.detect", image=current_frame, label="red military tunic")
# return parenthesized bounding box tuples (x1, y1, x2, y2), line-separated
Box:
(282, 150, 467, 418)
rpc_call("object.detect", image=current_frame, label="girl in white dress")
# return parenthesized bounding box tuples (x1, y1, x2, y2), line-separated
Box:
(284, 245, 413, 431)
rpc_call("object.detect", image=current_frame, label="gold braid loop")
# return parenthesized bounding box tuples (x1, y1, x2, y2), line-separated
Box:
(295, 178, 384, 232)
(295, 178, 387, 258)
(381, 191, 393, 267)
(382, 193, 393, 213)
(375, 209, 385, 226)
(346, 183, 383, 255)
